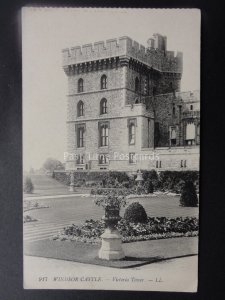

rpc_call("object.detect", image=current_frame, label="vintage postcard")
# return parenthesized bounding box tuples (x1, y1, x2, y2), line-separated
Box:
(22, 7, 200, 292)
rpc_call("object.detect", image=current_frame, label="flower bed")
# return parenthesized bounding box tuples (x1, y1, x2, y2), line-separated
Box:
(52, 217, 198, 244)
(23, 215, 37, 223)
(23, 200, 49, 212)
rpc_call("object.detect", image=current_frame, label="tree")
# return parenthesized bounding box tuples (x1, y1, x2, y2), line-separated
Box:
(23, 176, 34, 193)
(43, 158, 64, 172)
(180, 181, 198, 207)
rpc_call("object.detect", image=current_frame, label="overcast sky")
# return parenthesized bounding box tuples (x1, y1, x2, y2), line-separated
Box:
(22, 8, 200, 171)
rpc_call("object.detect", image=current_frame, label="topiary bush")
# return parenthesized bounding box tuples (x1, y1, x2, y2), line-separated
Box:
(124, 202, 148, 223)
(23, 176, 34, 193)
(180, 181, 198, 207)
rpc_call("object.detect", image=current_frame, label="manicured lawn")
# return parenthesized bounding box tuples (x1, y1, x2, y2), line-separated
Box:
(126, 195, 199, 218)
(24, 174, 90, 197)
(27, 194, 198, 226)
(25, 174, 198, 225)
(24, 236, 198, 268)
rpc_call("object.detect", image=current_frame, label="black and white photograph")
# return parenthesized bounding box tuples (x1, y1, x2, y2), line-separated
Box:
(22, 7, 200, 292)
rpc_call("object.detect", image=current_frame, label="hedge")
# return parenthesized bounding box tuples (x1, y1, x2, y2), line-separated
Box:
(53, 170, 199, 192)
(53, 171, 130, 187)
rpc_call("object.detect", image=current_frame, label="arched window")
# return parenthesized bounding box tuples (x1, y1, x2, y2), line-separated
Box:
(100, 124, 109, 146)
(101, 75, 107, 90)
(172, 104, 176, 115)
(129, 123, 135, 145)
(77, 101, 84, 117)
(100, 98, 107, 114)
(135, 77, 140, 93)
(78, 78, 83, 93)
(190, 105, 193, 111)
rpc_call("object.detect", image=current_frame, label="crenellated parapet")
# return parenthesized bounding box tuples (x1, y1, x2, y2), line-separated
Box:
(62, 35, 183, 74)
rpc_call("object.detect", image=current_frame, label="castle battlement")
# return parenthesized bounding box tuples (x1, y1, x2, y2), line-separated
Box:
(62, 35, 183, 73)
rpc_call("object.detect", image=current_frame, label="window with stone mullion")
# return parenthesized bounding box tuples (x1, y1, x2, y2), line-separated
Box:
(77, 127, 84, 147)
(100, 125, 108, 146)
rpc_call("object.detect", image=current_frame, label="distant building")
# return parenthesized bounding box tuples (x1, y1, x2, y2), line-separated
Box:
(62, 34, 200, 172)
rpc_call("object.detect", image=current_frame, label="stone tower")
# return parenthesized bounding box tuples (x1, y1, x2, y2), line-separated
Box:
(62, 34, 184, 171)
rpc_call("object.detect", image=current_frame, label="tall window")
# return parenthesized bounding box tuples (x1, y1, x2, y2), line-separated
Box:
(170, 126, 176, 146)
(77, 127, 85, 148)
(135, 77, 140, 93)
(100, 98, 107, 114)
(156, 160, 162, 168)
(101, 75, 107, 90)
(181, 160, 187, 168)
(78, 78, 83, 93)
(100, 124, 109, 146)
(77, 154, 84, 164)
(185, 122, 195, 145)
(77, 101, 84, 117)
(129, 123, 135, 145)
(129, 153, 136, 164)
(172, 104, 176, 115)
(99, 154, 109, 165)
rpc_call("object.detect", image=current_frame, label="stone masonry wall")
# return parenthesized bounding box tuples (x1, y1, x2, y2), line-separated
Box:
(153, 93, 182, 147)
(68, 67, 124, 96)
(62, 36, 182, 73)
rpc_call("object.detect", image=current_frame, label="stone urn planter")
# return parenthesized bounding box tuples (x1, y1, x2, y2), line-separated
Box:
(135, 169, 143, 186)
(98, 206, 125, 260)
(94, 189, 127, 260)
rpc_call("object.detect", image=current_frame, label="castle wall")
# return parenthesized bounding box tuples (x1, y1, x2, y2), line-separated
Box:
(66, 115, 153, 171)
(81, 146, 199, 172)
(68, 67, 124, 95)
(63, 35, 199, 172)
(63, 36, 183, 73)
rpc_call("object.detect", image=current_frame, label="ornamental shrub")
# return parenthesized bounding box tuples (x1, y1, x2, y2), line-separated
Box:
(108, 171, 130, 183)
(142, 170, 159, 190)
(180, 181, 198, 207)
(124, 202, 148, 223)
(159, 171, 199, 192)
(23, 176, 34, 193)
(144, 180, 154, 194)
(173, 179, 185, 194)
